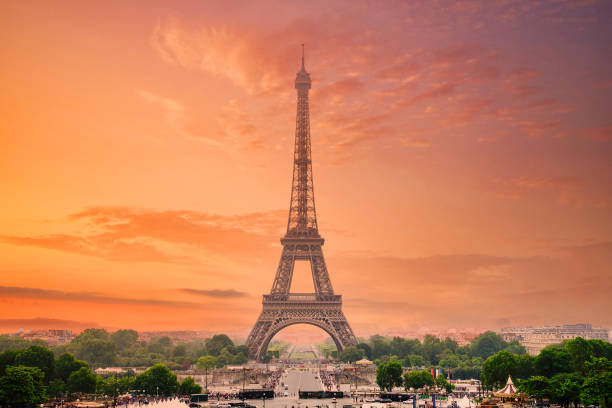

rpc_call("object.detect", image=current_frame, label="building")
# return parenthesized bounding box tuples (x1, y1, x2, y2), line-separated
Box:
(17, 329, 73, 345)
(501, 324, 610, 355)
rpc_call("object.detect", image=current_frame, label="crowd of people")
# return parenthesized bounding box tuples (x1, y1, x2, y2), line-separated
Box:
(319, 369, 336, 391)
(264, 368, 284, 389)
(46, 395, 179, 407)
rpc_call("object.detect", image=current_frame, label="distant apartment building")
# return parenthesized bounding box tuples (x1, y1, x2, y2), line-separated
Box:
(501, 324, 610, 355)
(18, 329, 73, 346)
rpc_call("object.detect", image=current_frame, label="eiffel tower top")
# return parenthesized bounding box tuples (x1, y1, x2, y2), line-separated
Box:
(286, 45, 318, 239)
(295, 44, 311, 88)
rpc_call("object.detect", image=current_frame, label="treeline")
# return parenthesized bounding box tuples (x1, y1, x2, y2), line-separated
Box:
(0, 344, 201, 406)
(339, 331, 525, 378)
(481, 337, 612, 407)
(1, 330, 248, 369)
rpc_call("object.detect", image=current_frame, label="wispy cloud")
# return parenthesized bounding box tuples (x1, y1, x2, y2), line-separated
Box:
(0, 286, 199, 308)
(2, 207, 286, 263)
(179, 288, 249, 298)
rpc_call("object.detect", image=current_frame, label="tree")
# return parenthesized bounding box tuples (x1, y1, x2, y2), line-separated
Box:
(439, 354, 461, 368)
(549, 372, 582, 407)
(0, 336, 28, 352)
(565, 337, 593, 374)
(0, 366, 46, 407)
(422, 335, 445, 365)
(405, 354, 425, 368)
(535, 346, 570, 377)
(504, 341, 526, 355)
(76, 339, 116, 367)
(47, 379, 67, 398)
(376, 359, 403, 391)
(233, 353, 248, 365)
(179, 376, 202, 395)
(371, 335, 391, 359)
(172, 345, 187, 360)
(134, 364, 177, 395)
(580, 357, 612, 408)
(110, 330, 139, 353)
(56, 353, 88, 382)
(73, 329, 110, 343)
(339, 346, 365, 363)
(481, 351, 517, 390)
(435, 373, 448, 390)
(356, 343, 372, 360)
(588, 339, 612, 360)
(0, 349, 19, 376)
(403, 370, 433, 391)
(205, 335, 234, 356)
(235, 345, 249, 357)
(15, 345, 55, 384)
(515, 354, 535, 380)
(197, 355, 217, 371)
(67, 367, 97, 394)
(470, 332, 508, 360)
(519, 376, 551, 404)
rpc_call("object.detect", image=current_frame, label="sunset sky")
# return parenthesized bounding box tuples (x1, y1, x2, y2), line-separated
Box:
(1, 0, 611, 340)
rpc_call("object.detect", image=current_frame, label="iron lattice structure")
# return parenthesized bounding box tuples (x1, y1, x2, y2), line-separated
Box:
(246, 48, 358, 360)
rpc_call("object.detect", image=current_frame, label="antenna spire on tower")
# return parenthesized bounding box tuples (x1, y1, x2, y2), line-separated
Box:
(301, 43, 305, 70)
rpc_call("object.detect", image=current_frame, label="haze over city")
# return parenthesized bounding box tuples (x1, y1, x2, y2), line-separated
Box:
(1, 0, 612, 340)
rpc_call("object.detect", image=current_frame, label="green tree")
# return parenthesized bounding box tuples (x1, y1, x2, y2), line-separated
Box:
(56, 353, 88, 382)
(405, 354, 425, 367)
(73, 329, 110, 342)
(197, 355, 217, 370)
(589, 339, 612, 360)
(519, 376, 551, 404)
(439, 354, 461, 368)
(339, 346, 365, 363)
(370, 335, 391, 359)
(205, 335, 234, 356)
(403, 370, 433, 391)
(77, 339, 116, 367)
(0, 336, 28, 352)
(515, 354, 535, 380)
(356, 343, 372, 359)
(422, 335, 445, 365)
(172, 345, 187, 359)
(504, 341, 526, 355)
(179, 376, 202, 395)
(15, 345, 55, 384)
(235, 345, 249, 357)
(549, 372, 582, 407)
(134, 363, 177, 395)
(580, 357, 612, 408)
(233, 353, 248, 365)
(0, 366, 46, 407)
(565, 337, 593, 374)
(481, 351, 517, 390)
(376, 359, 403, 391)
(435, 373, 448, 390)
(535, 346, 570, 377)
(470, 332, 508, 360)
(47, 379, 67, 398)
(67, 367, 97, 394)
(110, 329, 139, 353)
(0, 350, 19, 375)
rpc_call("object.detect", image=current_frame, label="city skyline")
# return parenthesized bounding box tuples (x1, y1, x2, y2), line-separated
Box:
(1, 0, 612, 337)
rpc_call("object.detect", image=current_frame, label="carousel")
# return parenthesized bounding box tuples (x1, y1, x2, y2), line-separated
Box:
(493, 376, 526, 406)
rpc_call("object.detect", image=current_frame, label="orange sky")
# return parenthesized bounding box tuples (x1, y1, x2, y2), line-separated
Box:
(1, 0, 611, 339)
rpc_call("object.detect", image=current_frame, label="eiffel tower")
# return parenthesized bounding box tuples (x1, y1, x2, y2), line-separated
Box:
(246, 46, 358, 360)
